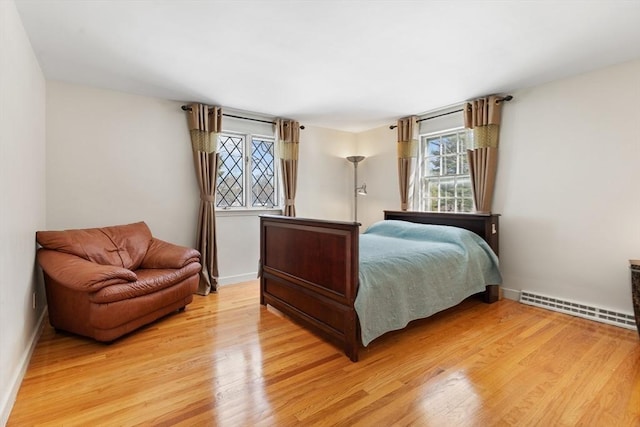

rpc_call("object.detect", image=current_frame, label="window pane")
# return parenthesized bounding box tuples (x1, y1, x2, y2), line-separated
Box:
(427, 139, 440, 156)
(456, 178, 472, 198)
(441, 135, 457, 155)
(443, 198, 455, 212)
(444, 155, 457, 175)
(459, 131, 469, 151)
(456, 197, 473, 212)
(465, 198, 474, 211)
(251, 138, 276, 207)
(427, 179, 440, 198)
(459, 153, 469, 174)
(441, 180, 455, 198)
(427, 156, 441, 176)
(216, 134, 245, 208)
(424, 137, 440, 177)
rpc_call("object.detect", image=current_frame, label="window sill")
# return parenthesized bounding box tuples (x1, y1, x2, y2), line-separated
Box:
(216, 208, 283, 218)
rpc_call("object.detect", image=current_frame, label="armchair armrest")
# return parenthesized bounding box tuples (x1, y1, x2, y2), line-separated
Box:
(37, 249, 137, 292)
(141, 238, 201, 269)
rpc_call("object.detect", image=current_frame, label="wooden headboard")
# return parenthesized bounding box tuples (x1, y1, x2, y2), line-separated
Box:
(384, 210, 500, 256)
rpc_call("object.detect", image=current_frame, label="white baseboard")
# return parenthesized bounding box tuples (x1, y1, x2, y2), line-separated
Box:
(520, 290, 636, 330)
(1, 308, 47, 426)
(218, 272, 258, 286)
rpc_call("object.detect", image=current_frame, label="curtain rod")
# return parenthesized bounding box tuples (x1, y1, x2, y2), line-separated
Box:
(181, 105, 305, 129)
(388, 95, 513, 130)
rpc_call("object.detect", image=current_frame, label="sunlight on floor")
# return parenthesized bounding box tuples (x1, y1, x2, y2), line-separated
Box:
(418, 369, 481, 425)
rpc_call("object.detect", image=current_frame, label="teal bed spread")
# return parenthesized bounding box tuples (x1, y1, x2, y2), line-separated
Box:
(355, 220, 502, 346)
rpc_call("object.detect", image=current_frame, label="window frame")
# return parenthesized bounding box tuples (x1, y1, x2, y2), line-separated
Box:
(215, 130, 281, 214)
(416, 126, 474, 213)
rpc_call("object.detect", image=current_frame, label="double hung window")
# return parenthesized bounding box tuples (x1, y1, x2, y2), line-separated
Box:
(416, 128, 473, 213)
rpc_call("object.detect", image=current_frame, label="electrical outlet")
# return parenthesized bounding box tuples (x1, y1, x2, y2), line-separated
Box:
(32, 292, 36, 309)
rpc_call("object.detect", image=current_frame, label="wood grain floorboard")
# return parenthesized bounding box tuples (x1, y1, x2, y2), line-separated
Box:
(8, 280, 640, 426)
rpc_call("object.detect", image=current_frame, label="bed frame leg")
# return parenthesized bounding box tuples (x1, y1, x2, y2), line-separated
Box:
(345, 312, 359, 362)
(484, 284, 500, 304)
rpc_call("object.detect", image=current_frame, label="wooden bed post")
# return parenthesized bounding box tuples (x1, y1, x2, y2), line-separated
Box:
(485, 284, 500, 303)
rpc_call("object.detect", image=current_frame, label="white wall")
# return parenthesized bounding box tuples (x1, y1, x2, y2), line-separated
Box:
(296, 126, 355, 222)
(494, 59, 640, 313)
(46, 82, 356, 284)
(46, 82, 199, 245)
(354, 126, 399, 229)
(0, 0, 47, 423)
(356, 59, 640, 315)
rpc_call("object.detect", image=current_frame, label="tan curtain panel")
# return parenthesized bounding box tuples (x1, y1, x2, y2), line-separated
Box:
(396, 116, 418, 211)
(276, 119, 300, 217)
(186, 103, 222, 295)
(464, 95, 503, 214)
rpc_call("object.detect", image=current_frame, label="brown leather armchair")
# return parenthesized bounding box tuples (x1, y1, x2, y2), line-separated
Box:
(36, 221, 201, 342)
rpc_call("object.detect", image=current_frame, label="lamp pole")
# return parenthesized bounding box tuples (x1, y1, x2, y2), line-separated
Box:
(346, 156, 365, 222)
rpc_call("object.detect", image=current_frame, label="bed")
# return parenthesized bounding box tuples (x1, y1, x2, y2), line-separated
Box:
(259, 210, 501, 361)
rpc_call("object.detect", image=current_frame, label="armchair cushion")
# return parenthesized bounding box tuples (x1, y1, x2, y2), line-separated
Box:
(141, 238, 201, 269)
(36, 221, 152, 270)
(90, 263, 201, 303)
(37, 250, 137, 292)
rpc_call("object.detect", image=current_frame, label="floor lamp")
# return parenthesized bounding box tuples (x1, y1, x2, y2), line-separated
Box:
(346, 155, 367, 222)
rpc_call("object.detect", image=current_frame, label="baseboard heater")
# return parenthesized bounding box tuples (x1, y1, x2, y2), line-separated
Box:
(520, 290, 637, 330)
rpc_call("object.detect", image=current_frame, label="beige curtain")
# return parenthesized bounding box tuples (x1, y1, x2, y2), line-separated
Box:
(186, 103, 222, 295)
(464, 95, 503, 214)
(396, 116, 418, 211)
(276, 119, 300, 217)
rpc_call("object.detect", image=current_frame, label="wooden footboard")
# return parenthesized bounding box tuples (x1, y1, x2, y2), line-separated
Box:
(259, 216, 361, 361)
(260, 211, 501, 362)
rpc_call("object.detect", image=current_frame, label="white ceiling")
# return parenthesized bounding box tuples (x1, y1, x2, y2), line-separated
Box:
(15, 0, 640, 132)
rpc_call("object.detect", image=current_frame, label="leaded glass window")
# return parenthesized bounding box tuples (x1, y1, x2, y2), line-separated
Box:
(217, 134, 245, 208)
(216, 133, 278, 209)
(251, 138, 277, 207)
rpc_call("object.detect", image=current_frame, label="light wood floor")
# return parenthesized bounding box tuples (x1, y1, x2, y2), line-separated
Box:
(8, 280, 640, 426)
